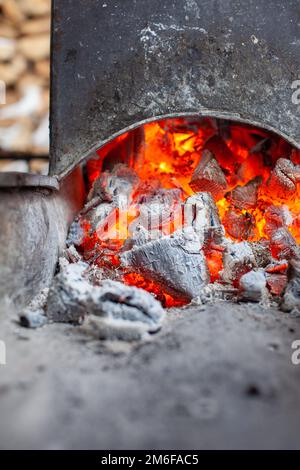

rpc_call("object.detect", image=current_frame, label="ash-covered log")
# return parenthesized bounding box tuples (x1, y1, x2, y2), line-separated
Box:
(184, 192, 224, 247)
(266, 273, 288, 296)
(264, 205, 292, 238)
(86, 202, 116, 235)
(121, 227, 210, 302)
(194, 282, 238, 304)
(264, 202, 299, 261)
(266, 158, 300, 201)
(89, 164, 140, 204)
(221, 242, 257, 285)
(281, 260, 300, 313)
(269, 227, 299, 261)
(251, 240, 272, 268)
(189, 150, 228, 201)
(19, 288, 49, 329)
(130, 188, 182, 233)
(64, 245, 82, 263)
(239, 269, 268, 303)
(123, 225, 162, 251)
(46, 261, 165, 338)
(86, 279, 165, 340)
(66, 219, 86, 247)
(46, 262, 92, 324)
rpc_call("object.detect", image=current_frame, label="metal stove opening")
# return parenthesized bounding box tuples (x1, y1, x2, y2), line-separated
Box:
(61, 116, 300, 319)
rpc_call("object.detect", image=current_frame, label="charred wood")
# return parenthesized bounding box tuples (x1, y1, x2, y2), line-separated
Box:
(222, 208, 255, 241)
(239, 269, 268, 303)
(250, 240, 272, 268)
(269, 227, 299, 261)
(264, 205, 292, 238)
(130, 188, 182, 233)
(189, 150, 228, 201)
(204, 135, 236, 171)
(46, 262, 91, 324)
(227, 177, 262, 211)
(19, 288, 49, 329)
(89, 164, 139, 204)
(221, 242, 257, 285)
(121, 227, 210, 302)
(266, 158, 300, 201)
(87, 279, 165, 338)
(184, 192, 224, 247)
(281, 260, 300, 313)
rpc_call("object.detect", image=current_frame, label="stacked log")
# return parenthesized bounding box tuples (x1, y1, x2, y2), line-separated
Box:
(0, 0, 50, 173)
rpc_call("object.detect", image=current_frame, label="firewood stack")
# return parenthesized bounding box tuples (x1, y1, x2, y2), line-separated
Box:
(0, 0, 50, 174)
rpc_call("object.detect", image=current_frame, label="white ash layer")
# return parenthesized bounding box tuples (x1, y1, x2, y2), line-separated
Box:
(121, 227, 210, 302)
(19, 288, 49, 329)
(239, 269, 268, 303)
(45, 262, 165, 339)
(281, 260, 300, 315)
(46, 262, 92, 324)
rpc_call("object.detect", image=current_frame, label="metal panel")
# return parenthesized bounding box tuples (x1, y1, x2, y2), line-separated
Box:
(50, 0, 300, 177)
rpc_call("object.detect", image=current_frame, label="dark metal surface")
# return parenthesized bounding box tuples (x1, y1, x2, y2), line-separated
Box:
(0, 172, 59, 190)
(0, 167, 85, 309)
(50, 0, 300, 178)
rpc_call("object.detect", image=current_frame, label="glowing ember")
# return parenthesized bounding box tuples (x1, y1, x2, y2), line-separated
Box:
(71, 117, 300, 307)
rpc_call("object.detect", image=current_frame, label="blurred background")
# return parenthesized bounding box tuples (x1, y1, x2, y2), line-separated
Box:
(0, 0, 50, 175)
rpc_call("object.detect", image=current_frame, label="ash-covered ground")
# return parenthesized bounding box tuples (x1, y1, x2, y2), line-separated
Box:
(1, 302, 300, 449)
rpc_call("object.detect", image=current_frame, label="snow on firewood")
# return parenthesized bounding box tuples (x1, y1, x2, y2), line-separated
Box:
(121, 227, 210, 302)
(189, 150, 228, 201)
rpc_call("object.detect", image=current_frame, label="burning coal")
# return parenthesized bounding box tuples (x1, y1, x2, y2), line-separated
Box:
(66, 118, 300, 309)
